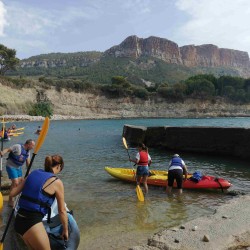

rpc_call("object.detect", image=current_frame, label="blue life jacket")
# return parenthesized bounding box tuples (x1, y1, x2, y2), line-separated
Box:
(170, 157, 183, 168)
(4, 131, 8, 139)
(8, 144, 29, 166)
(19, 169, 56, 217)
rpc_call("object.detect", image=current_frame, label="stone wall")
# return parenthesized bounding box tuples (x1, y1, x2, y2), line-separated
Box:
(123, 125, 250, 160)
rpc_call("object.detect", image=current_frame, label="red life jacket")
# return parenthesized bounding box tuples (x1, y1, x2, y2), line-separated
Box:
(138, 151, 148, 166)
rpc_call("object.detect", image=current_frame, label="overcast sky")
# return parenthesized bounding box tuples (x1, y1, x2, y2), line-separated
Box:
(1, 0, 250, 59)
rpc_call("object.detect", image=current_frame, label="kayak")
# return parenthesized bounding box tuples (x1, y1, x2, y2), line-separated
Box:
(10, 127, 25, 132)
(43, 212, 80, 250)
(43, 200, 80, 250)
(104, 167, 232, 190)
(8, 132, 24, 136)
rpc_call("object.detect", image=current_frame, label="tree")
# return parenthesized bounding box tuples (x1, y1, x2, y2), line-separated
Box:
(0, 44, 20, 75)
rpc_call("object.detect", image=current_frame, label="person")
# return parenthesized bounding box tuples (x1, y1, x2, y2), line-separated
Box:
(10, 155, 68, 250)
(167, 154, 188, 195)
(130, 142, 152, 194)
(0, 139, 35, 206)
(35, 126, 42, 135)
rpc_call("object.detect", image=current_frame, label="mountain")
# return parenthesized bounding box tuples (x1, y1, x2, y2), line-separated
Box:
(11, 35, 250, 84)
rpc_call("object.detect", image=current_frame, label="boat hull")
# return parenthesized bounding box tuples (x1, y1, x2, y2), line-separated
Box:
(104, 167, 231, 190)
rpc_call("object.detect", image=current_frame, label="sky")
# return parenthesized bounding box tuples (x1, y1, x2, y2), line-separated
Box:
(1, 0, 250, 59)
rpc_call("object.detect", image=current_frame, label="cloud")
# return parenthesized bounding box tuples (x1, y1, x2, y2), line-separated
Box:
(0, 1, 8, 36)
(175, 0, 250, 53)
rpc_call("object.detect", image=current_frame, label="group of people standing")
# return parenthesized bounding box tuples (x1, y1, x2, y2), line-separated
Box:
(130, 143, 188, 195)
(0, 139, 69, 249)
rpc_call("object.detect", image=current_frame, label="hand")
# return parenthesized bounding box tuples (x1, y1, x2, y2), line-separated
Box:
(61, 229, 69, 241)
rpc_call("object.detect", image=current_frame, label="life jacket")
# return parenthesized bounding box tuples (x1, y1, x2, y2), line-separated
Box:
(19, 169, 57, 220)
(4, 131, 8, 139)
(8, 144, 29, 166)
(138, 151, 148, 166)
(169, 157, 183, 170)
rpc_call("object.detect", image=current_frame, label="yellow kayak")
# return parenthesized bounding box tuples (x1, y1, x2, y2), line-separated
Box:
(10, 127, 25, 132)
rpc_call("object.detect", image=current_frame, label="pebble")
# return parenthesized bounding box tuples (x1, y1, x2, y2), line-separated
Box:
(192, 226, 198, 231)
(203, 235, 210, 242)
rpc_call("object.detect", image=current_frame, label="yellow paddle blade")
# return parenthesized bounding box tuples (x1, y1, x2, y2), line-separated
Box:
(0, 242, 3, 250)
(122, 137, 128, 149)
(136, 185, 144, 202)
(34, 117, 50, 154)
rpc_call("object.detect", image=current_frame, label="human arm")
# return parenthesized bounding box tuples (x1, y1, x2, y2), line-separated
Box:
(0, 147, 11, 157)
(55, 180, 68, 241)
(129, 152, 139, 164)
(148, 154, 152, 166)
(183, 165, 188, 180)
(9, 178, 26, 198)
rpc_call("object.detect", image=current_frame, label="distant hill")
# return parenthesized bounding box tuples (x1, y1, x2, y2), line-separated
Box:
(9, 35, 250, 85)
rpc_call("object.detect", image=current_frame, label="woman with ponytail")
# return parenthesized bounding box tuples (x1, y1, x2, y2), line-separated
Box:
(130, 143, 152, 194)
(10, 155, 68, 250)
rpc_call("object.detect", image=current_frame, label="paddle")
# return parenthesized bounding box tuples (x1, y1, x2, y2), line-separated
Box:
(122, 137, 144, 202)
(0, 119, 5, 210)
(0, 117, 50, 249)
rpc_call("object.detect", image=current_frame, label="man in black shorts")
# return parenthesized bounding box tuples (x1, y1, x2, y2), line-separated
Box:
(167, 154, 188, 195)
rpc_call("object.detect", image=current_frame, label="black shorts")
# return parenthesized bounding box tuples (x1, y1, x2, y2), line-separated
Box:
(14, 208, 44, 236)
(168, 169, 183, 189)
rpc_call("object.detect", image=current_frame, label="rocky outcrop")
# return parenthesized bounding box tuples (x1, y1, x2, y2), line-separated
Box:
(20, 52, 102, 68)
(105, 35, 250, 76)
(123, 125, 250, 160)
(104, 36, 182, 64)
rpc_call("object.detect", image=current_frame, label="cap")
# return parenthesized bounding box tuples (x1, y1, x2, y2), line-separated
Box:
(173, 154, 180, 157)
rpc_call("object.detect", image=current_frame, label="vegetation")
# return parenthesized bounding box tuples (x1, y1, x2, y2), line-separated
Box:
(0, 44, 20, 75)
(29, 102, 53, 117)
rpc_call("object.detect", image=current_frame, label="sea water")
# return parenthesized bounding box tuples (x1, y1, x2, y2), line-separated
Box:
(2, 118, 250, 249)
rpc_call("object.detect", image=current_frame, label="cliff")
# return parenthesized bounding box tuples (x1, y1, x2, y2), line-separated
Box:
(105, 36, 250, 76)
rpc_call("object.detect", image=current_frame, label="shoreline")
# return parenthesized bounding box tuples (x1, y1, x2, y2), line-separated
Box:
(1, 114, 250, 123)
(130, 194, 250, 250)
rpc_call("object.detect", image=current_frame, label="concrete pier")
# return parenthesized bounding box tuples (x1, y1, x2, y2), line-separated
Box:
(123, 124, 250, 160)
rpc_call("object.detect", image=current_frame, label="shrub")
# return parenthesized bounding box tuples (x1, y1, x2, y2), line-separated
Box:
(29, 102, 53, 117)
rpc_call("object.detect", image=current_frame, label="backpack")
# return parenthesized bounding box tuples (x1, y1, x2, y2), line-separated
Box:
(189, 171, 203, 183)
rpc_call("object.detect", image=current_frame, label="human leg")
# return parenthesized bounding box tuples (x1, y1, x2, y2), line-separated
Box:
(6, 166, 23, 206)
(142, 175, 148, 194)
(175, 169, 183, 195)
(167, 170, 174, 194)
(23, 222, 51, 250)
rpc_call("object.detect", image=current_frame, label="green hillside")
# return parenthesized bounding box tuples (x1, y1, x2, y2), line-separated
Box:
(9, 54, 241, 85)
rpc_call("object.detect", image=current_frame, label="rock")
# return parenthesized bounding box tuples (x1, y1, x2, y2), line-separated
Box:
(203, 235, 210, 242)
(192, 226, 198, 231)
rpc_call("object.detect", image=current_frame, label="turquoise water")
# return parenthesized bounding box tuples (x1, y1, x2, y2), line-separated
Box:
(3, 118, 250, 249)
